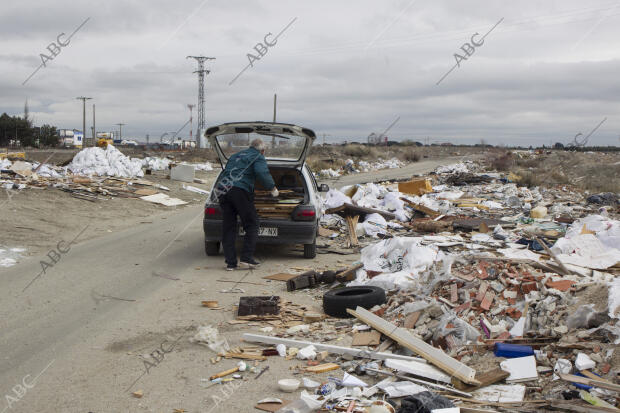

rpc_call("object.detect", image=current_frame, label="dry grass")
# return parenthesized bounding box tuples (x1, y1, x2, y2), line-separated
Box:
(342, 144, 377, 158)
(401, 147, 420, 162)
(508, 151, 620, 192)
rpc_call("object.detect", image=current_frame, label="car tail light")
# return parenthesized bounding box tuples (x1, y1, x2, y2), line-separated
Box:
(204, 206, 221, 218)
(292, 205, 316, 221)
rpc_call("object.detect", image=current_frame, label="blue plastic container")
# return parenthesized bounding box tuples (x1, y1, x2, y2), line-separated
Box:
(494, 343, 535, 358)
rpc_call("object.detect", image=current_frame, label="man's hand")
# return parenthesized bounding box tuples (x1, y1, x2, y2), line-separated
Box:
(271, 187, 279, 197)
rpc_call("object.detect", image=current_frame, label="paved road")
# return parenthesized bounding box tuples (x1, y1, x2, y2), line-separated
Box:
(0, 157, 457, 411)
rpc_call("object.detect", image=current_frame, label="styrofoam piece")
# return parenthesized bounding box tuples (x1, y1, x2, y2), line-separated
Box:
(431, 409, 460, 413)
(170, 164, 195, 182)
(500, 355, 538, 383)
(575, 353, 595, 370)
(140, 193, 187, 206)
(384, 358, 451, 383)
(342, 372, 368, 387)
(296, 345, 316, 360)
(472, 384, 526, 403)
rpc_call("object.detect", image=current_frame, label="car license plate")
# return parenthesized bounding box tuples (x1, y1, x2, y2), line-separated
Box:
(239, 227, 278, 237)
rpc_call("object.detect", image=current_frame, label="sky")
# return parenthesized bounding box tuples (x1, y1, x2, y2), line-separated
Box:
(1, 0, 620, 147)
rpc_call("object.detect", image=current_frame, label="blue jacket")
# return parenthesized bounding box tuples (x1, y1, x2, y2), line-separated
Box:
(218, 147, 275, 193)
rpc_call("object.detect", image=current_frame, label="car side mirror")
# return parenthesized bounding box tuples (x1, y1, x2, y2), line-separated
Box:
(319, 184, 329, 192)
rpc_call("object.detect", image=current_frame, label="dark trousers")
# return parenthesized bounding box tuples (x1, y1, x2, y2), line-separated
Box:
(219, 187, 258, 265)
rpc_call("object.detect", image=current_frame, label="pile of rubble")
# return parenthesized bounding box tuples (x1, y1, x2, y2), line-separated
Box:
(0, 146, 214, 204)
(317, 158, 405, 178)
(195, 160, 619, 412)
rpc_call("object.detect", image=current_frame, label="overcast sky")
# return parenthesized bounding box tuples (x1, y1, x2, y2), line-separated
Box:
(2, 0, 620, 146)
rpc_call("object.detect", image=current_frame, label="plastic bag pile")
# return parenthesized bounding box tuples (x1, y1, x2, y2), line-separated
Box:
(67, 145, 144, 178)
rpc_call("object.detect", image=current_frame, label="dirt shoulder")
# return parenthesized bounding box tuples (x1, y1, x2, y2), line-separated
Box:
(0, 169, 220, 258)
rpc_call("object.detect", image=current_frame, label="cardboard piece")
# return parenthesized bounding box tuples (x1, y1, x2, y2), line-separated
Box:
(351, 330, 381, 346)
(398, 178, 432, 196)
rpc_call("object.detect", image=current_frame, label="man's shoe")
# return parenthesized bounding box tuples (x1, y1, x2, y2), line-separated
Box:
(239, 258, 260, 268)
(226, 264, 238, 271)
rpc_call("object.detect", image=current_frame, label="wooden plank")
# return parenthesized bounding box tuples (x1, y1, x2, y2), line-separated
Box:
(347, 307, 478, 384)
(336, 263, 363, 281)
(453, 367, 510, 391)
(400, 197, 440, 218)
(305, 363, 340, 373)
(242, 334, 426, 363)
(263, 273, 297, 281)
(345, 215, 359, 247)
(325, 202, 396, 221)
(558, 373, 620, 392)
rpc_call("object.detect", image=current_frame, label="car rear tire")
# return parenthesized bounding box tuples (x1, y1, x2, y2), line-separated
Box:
(323, 286, 386, 318)
(205, 241, 220, 256)
(303, 241, 316, 259)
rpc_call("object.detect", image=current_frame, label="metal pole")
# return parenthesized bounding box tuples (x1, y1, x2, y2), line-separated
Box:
(92, 104, 96, 142)
(76, 96, 92, 146)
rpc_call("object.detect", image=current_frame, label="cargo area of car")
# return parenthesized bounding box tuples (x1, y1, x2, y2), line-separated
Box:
(253, 167, 306, 219)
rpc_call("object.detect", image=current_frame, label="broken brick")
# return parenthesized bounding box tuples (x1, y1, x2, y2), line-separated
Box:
(450, 283, 458, 303)
(480, 291, 495, 311)
(545, 279, 576, 292)
(476, 281, 489, 302)
(521, 281, 538, 294)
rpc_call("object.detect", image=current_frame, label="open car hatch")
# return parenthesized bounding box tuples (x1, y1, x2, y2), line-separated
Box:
(205, 122, 316, 168)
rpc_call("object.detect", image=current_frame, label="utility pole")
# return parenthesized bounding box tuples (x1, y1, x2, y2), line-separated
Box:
(187, 56, 216, 139)
(92, 104, 96, 143)
(146, 134, 149, 146)
(116, 123, 126, 141)
(187, 104, 195, 142)
(272, 93, 277, 148)
(76, 96, 92, 146)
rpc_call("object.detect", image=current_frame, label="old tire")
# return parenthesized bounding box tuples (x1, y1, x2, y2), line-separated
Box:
(205, 241, 220, 256)
(323, 286, 386, 318)
(303, 242, 316, 259)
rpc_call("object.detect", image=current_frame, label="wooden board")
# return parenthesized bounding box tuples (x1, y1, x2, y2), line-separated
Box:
(347, 307, 479, 384)
(325, 203, 396, 221)
(453, 367, 510, 391)
(263, 273, 298, 281)
(305, 363, 340, 373)
(400, 197, 440, 218)
(558, 373, 620, 392)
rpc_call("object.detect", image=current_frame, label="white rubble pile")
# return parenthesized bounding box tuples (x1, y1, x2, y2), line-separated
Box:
(67, 145, 144, 178)
(349, 237, 444, 290)
(192, 162, 214, 171)
(435, 162, 472, 174)
(551, 214, 620, 270)
(141, 156, 171, 171)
